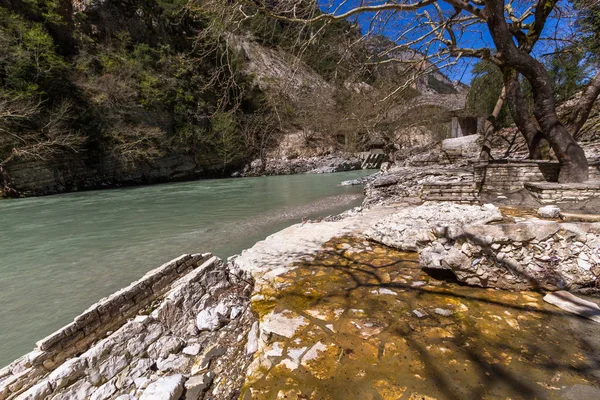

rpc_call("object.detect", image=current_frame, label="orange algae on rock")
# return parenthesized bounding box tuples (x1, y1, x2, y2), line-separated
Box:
(242, 236, 599, 399)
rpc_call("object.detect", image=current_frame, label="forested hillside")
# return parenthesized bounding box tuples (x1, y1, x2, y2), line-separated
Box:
(0, 0, 462, 196)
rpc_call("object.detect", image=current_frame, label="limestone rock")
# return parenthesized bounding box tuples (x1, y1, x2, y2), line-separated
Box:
(538, 205, 561, 219)
(261, 311, 309, 338)
(90, 380, 117, 400)
(184, 372, 214, 400)
(47, 357, 87, 390)
(196, 301, 231, 332)
(140, 375, 186, 400)
(157, 354, 190, 372)
(543, 291, 600, 323)
(366, 203, 502, 251)
(246, 321, 259, 355)
(191, 345, 226, 375)
(182, 344, 201, 356)
(147, 336, 185, 359)
(3, 253, 255, 400)
(418, 220, 600, 291)
(57, 379, 95, 399)
(13, 381, 50, 400)
(134, 377, 151, 390)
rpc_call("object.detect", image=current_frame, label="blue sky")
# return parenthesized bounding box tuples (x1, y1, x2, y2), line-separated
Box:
(317, 0, 576, 84)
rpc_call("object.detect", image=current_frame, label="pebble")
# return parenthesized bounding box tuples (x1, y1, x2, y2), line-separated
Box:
(434, 308, 454, 316)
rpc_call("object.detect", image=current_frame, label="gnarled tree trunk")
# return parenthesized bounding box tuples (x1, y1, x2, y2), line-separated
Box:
(479, 86, 506, 160)
(485, 0, 589, 183)
(502, 68, 549, 159)
(568, 70, 600, 139)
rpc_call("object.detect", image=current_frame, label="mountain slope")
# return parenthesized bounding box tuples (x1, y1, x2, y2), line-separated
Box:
(0, 0, 464, 196)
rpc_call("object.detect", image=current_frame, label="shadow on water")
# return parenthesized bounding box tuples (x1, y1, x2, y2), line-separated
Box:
(245, 237, 600, 400)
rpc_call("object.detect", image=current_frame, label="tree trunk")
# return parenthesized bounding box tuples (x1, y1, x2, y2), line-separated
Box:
(567, 70, 600, 139)
(484, 0, 589, 183)
(479, 86, 506, 160)
(502, 68, 549, 159)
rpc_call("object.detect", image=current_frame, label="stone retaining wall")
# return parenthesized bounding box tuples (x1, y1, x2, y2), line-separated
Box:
(421, 182, 479, 204)
(474, 161, 560, 192)
(591, 163, 600, 180)
(474, 160, 600, 193)
(0, 254, 255, 400)
(525, 181, 600, 204)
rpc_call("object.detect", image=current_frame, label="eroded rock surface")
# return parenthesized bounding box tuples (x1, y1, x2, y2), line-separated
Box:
(364, 203, 600, 291)
(420, 222, 600, 291)
(366, 202, 503, 251)
(0, 256, 256, 400)
(238, 236, 600, 399)
(364, 167, 474, 206)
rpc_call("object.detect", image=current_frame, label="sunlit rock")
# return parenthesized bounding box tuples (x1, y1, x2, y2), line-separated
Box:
(140, 375, 185, 400)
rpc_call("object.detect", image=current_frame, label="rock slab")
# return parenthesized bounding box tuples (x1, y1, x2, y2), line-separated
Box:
(140, 375, 185, 400)
(543, 291, 600, 323)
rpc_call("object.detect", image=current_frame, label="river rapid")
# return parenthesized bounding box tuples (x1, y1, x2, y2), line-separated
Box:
(0, 170, 372, 366)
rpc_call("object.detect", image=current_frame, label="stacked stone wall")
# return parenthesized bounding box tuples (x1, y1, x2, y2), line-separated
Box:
(0, 253, 254, 400)
(474, 160, 600, 193)
(589, 162, 600, 180)
(420, 222, 600, 291)
(421, 182, 479, 204)
(365, 203, 600, 292)
(474, 161, 560, 192)
(525, 182, 600, 204)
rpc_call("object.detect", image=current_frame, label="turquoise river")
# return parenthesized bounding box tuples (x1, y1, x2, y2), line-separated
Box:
(0, 170, 372, 366)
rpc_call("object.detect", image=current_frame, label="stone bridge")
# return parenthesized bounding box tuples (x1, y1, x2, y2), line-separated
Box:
(391, 93, 480, 137)
(394, 93, 467, 117)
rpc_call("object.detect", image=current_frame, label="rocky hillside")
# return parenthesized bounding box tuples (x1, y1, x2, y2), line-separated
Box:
(0, 0, 463, 197)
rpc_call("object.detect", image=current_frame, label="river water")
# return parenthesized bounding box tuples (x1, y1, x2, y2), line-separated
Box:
(0, 170, 372, 367)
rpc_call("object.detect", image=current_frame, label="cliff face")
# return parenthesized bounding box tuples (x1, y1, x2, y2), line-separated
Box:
(4, 153, 223, 196)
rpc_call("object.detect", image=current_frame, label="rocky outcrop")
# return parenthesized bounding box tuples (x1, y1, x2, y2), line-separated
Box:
(365, 203, 503, 251)
(440, 134, 482, 163)
(238, 153, 362, 177)
(366, 202, 600, 291)
(420, 222, 600, 291)
(0, 254, 255, 400)
(4, 153, 226, 197)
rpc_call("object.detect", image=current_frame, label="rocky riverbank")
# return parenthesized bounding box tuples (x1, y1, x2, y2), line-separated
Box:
(233, 153, 363, 178)
(1, 153, 366, 198)
(3, 166, 600, 398)
(232, 200, 600, 399)
(0, 254, 256, 400)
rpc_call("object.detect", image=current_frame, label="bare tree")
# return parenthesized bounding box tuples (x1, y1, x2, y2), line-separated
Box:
(244, 0, 600, 182)
(0, 97, 84, 166)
